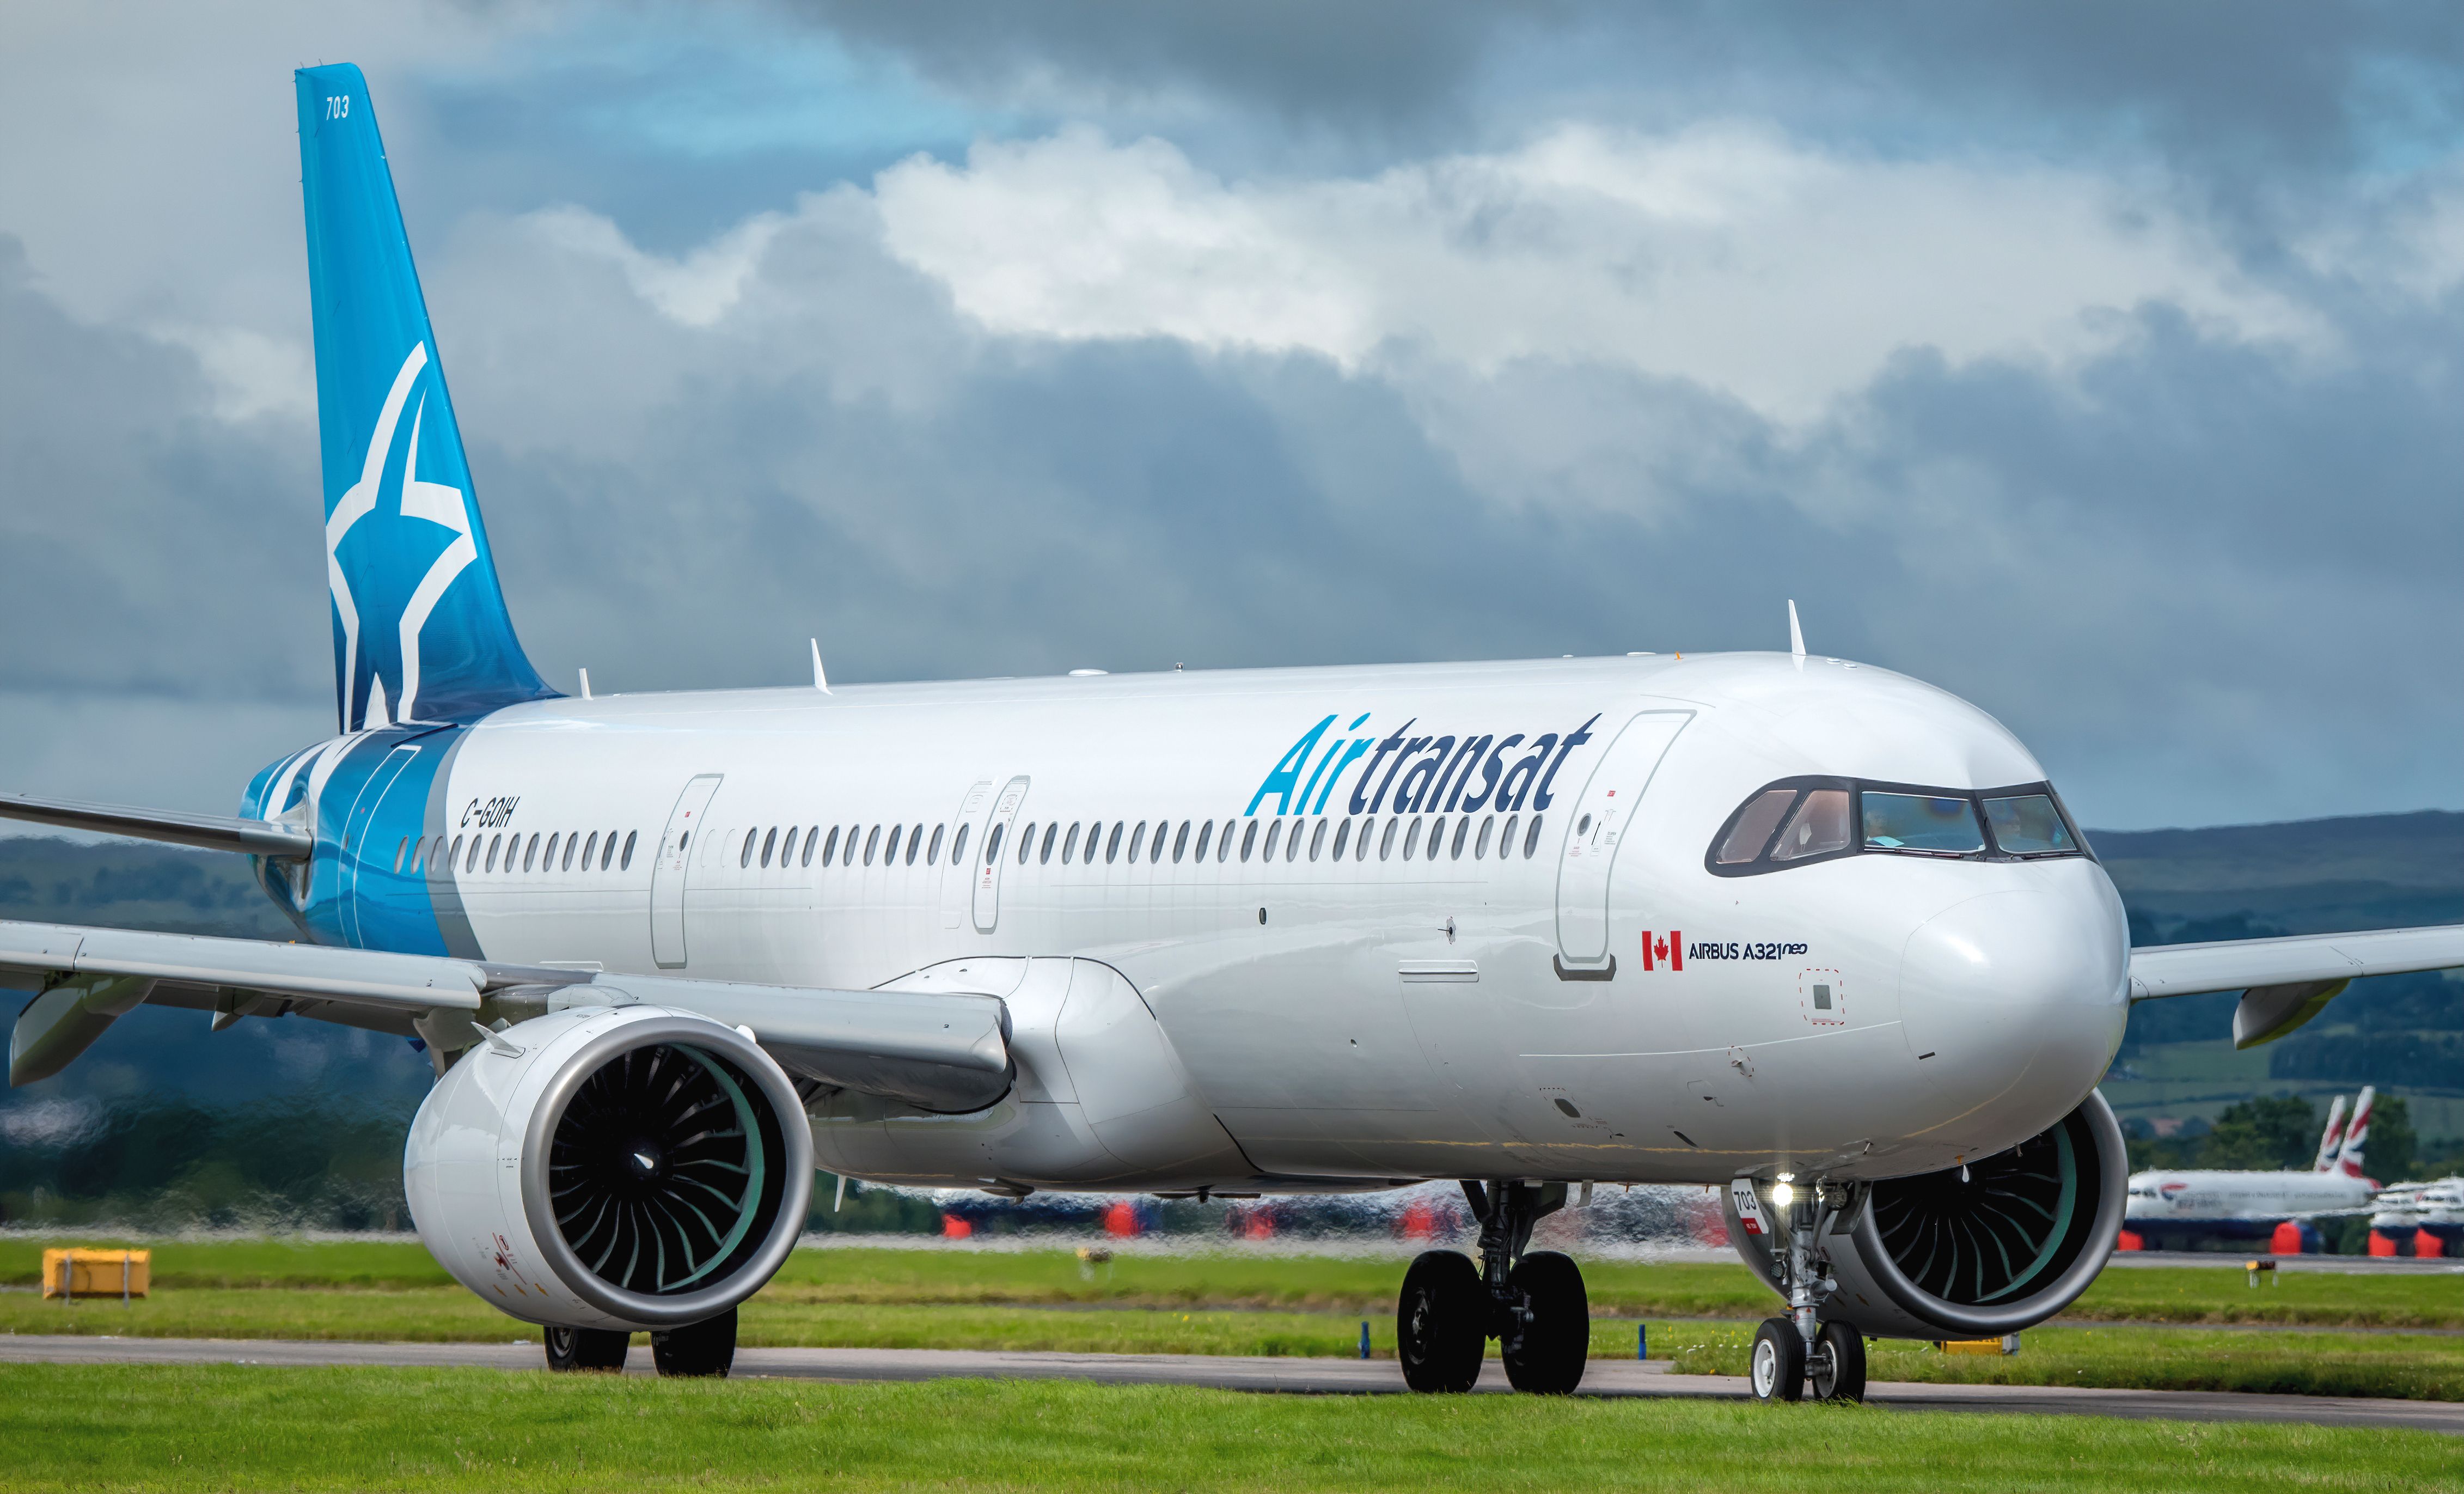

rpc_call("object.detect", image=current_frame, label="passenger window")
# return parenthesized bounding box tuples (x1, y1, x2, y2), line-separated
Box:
(1063, 822, 1081, 864)
(763, 827, 780, 868)
(1861, 792, 1982, 855)
(1331, 819, 1351, 859)
(537, 833, 555, 873)
(1105, 822, 1122, 863)
(926, 824, 944, 864)
(898, 826, 914, 866)
(1427, 816, 1445, 858)
(1041, 822, 1057, 864)
(1173, 820, 1190, 863)
(1357, 818, 1373, 860)
(1286, 820, 1302, 861)
(1218, 821, 1234, 862)
(1403, 818, 1423, 860)
(742, 830, 757, 869)
(1983, 794, 2075, 856)
(822, 826, 840, 867)
(620, 831, 637, 870)
(1240, 821, 1257, 862)
(1262, 820, 1281, 862)
(1379, 819, 1398, 860)
(1452, 817, 1470, 859)
(1309, 820, 1328, 861)
(864, 826, 881, 866)
(486, 834, 502, 873)
(602, 831, 617, 870)
(564, 833, 581, 871)
(1019, 822, 1036, 865)
(1523, 814, 1544, 858)
(1475, 816, 1494, 858)
(802, 827, 819, 868)
(520, 834, 537, 872)
(1193, 821, 1212, 862)
(1499, 815, 1517, 861)
(1717, 788, 1800, 865)
(951, 824, 971, 864)
(393, 837, 409, 875)
(986, 824, 1005, 864)
(454, 834, 469, 873)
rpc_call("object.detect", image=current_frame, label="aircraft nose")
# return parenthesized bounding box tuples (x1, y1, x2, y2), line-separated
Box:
(1899, 877, 2129, 1143)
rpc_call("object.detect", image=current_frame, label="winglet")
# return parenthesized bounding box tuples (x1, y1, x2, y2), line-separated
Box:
(1788, 600, 1806, 660)
(811, 639, 830, 695)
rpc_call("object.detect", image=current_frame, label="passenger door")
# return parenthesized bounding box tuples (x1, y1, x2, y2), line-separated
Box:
(971, 776, 1030, 934)
(651, 774, 723, 968)
(1553, 712, 1691, 968)
(338, 743, 421, 948)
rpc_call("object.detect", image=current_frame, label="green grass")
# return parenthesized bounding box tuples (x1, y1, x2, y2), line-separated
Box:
(10, 1240, 2461, 1327)
(3, 1365, 2455, 1494)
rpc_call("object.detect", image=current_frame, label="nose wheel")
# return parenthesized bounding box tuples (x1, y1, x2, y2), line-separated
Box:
(1396, 1181, 1589, 1394)
(1746, 1178, 1868, 1404)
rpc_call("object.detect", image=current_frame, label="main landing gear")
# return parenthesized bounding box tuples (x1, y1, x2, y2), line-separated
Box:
(1748, 1180, 1866, 1405)
(543, 1305, 739, 1378)
(1398, 1182, 1589, 1395)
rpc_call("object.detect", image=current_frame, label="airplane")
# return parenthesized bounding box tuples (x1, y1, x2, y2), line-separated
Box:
(2121, 1087, 2377, 1251)
(10, 62, 2464, 1401)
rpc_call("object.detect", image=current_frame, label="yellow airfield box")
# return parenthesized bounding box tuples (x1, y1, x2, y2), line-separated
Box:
(40, 1249, 150, 1300)
(1936, 1335, 2021, 1356)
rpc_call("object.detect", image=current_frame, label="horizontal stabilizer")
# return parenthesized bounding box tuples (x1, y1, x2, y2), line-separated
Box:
(0, 792, 312, 859)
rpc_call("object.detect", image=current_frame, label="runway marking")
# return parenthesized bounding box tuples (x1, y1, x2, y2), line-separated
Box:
(3, 1337, 2459, 1434)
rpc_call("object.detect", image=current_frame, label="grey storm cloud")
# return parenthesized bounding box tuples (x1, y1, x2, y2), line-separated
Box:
(4, 2, 2464, 830)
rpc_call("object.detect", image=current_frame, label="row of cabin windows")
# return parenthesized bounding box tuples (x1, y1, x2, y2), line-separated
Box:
(393, 829, 640, 879)
(737, 812, 1550, 873)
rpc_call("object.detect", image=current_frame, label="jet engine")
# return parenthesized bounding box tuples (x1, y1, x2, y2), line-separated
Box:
(405, 1005, 812, 1331)
(1726, 1092, 2127, 1340)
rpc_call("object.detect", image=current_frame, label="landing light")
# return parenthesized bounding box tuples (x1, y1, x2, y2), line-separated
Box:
(1770, 1182, 1795, 1208)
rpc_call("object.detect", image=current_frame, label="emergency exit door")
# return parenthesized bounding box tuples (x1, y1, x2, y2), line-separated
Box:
(651, 774, 723, 968)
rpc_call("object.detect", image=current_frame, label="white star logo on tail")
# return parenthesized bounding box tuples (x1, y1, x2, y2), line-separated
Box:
(325, 343, 478, 729)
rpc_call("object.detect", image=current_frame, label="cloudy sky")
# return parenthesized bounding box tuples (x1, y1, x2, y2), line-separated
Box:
(4, 2, 2462, 830)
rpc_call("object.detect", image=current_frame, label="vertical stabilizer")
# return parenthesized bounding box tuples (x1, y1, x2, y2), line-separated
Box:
(2334, 1086, 2374, 1179)
(2313, 1094, 2348, 1172)
(297, 65, 553, 734)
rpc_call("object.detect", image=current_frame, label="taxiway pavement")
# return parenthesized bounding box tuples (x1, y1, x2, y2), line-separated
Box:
(3, 1335, 2459, 1434)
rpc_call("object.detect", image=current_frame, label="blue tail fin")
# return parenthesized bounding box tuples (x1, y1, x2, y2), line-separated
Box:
(297, 64, 554, 733)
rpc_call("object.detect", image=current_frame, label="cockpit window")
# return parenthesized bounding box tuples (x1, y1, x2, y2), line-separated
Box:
(1715, 788, 1797, 864)
(1983, 794, 2076, 856)
(1861, 792, 1984, 855)
(1705, 777, 2086, 876)
(1769, 789, 1852, 862)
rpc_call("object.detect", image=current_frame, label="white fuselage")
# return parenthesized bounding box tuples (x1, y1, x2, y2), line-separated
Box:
(2126, 1170, 2376, 1223)
(307, 651, 2131, 1192)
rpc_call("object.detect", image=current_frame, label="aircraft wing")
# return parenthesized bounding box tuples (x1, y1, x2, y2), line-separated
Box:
(2126, 924, 2464, 1049)
(1, 918, 1011, 1112)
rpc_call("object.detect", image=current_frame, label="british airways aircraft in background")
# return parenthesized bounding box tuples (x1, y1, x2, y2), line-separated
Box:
(2123, 1088, 2379, 1251)
(9, 65, 2464, 1401)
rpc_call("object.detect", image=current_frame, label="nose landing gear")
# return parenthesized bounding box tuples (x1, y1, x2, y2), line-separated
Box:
(1747, 1179, 1867, 1404)
(1397, 1181, 1589, 1394)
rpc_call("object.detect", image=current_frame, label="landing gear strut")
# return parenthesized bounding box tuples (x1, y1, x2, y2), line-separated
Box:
(1396, 1181, 1588, 1395)
(1748, 1179, 1866, 1404)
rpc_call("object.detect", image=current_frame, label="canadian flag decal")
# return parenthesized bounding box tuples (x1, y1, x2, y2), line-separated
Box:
(1640, 930, 1683, 971)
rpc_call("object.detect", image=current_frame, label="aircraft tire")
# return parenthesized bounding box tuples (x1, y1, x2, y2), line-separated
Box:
(1750, 1318, 1806, 1402)
(1810, 1320, 1866, 1402)
(650, 1306, 738, 1378)
(1397, 1250, 1485, 1393)
(543, 1326, 629, 1373)
(1501, 1251, 1588, 1395)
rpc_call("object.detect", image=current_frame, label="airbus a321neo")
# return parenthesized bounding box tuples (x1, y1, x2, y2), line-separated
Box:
(9, 66, 2460, 1398)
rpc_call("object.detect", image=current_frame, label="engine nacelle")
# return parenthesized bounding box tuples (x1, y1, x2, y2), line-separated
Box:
(1725, 1091, 2127, 1340)
(406, 1005, 812, 1331)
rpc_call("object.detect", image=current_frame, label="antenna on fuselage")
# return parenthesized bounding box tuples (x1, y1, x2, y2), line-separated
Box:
(1788, 600, 1806, 661)
(578, 668, 592, 700)
(811, 639, 831, 695)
